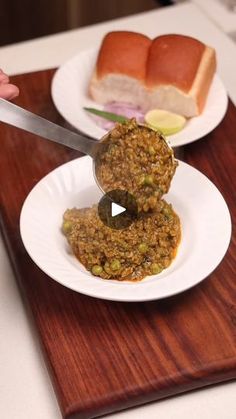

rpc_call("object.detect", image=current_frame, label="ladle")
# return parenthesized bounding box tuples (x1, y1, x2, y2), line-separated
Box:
(0, 99, 175, 196)
(0, 98, 105, 190)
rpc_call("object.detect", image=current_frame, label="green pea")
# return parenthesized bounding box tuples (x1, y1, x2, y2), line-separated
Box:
(108, 144, 116, 154)
(104, 261, 111, 273)
(151, 263, 163, 275)
(148, 146, 156, 155)
(91, 265, 103, 276)
(110, 259, 121, 271)
(162, 207, 172, 219)
(62, 220, 73, 235)
(144, 175, 154, 186)
(138, 242, 149, 253)
(138, 174, 146, 185)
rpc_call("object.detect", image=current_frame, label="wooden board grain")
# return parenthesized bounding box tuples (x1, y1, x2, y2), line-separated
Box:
(0, 69, 236, 419)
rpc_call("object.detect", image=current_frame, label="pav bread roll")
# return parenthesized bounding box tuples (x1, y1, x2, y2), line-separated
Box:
(146, 34, 216, 116)
(90, 31, 151, 109)
(89, 31, 216, 117)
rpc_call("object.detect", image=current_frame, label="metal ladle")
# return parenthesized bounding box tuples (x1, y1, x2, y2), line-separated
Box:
(0, 98, 105, 190)
(0, 99, 175, 195)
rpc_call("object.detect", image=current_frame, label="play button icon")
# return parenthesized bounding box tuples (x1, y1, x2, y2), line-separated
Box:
(111, 202, 126, 217)
(98, 189, 138, 230)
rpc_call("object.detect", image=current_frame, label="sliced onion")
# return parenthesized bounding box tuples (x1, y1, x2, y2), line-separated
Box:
(89, 102, 145, 130)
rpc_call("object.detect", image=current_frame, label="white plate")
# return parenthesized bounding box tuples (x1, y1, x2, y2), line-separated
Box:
(20, 157, 231, 302)
(51, 48, 228, 147)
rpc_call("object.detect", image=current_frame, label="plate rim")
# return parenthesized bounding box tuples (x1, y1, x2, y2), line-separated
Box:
(51, 47, 229, 148)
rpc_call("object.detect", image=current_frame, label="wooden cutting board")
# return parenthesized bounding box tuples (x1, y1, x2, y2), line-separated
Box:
(0, 70, 236, 419)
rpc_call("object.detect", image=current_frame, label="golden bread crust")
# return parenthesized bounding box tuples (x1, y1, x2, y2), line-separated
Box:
(96, 31, 151, 82)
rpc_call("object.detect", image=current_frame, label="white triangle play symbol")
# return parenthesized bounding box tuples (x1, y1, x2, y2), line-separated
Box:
(111, 202, 126, 217)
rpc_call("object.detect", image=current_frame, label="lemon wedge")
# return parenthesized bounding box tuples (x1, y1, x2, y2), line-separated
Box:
(145, 109, 186, 136)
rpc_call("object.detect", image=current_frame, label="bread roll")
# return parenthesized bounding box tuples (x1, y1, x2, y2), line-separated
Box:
(89, 32, 216, 117)
(90, 31, 151, 109)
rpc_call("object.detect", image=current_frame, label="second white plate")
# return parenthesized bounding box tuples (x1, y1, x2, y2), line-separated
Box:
(20, 157, 231, 302)
(51, 48, 228, 147)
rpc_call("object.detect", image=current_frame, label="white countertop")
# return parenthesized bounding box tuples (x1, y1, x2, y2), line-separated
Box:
(193, 0, 236, 35)
(0, 3, 236, 418)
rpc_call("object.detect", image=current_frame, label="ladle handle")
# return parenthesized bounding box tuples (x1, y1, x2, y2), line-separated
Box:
(0, 98, 97, 156)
